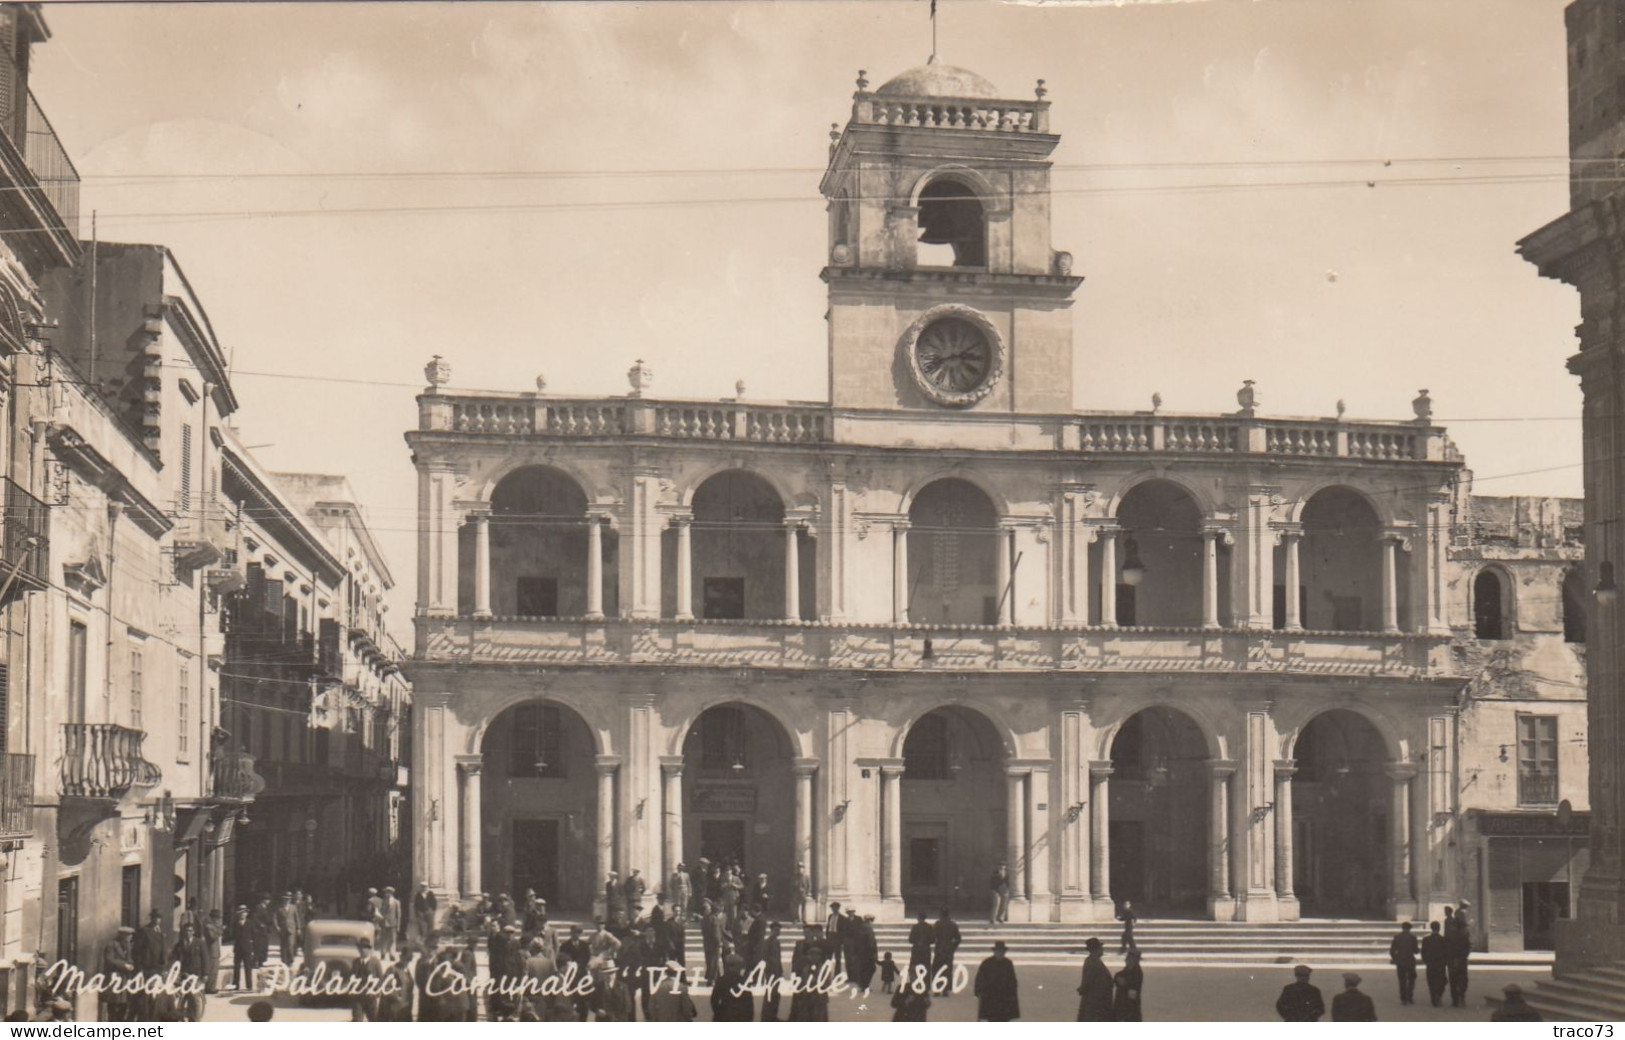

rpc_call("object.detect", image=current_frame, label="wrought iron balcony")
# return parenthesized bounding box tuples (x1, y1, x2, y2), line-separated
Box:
(0, 752, 34, 836)
(210, 749, 265, 802)
(59, 724, 161, 800)
(0, 477, 48, 606)
(1518, 770, 1560, 806)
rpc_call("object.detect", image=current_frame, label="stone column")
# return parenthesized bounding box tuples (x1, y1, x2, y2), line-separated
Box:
(793, 760, 817, 898)
(1202, 528, 1221, 629)
(1280, 526, 1303, 631)
(412, 693, 450, 894)
(1089, 762, 1113, 900)
(1027, 764, 1052, 909)
(1005, 767, 1028, 904)
(595, 756, 620, 889)
(892, 521, 911, 624)
(1098, 528, 1119, 627)
(472, 509, 492, 618)
(1209, 761, 1235, 902)
(1386, 763, 1417, 914)
(996, 525, 1014, 626)
(455, 754, 483, 897)
(1380, 534, 1403, 634)
(880, 761, 904, 901)
(673, 516, 694, 620)
(419, 462, 462, 616)
(586, 514, 605, 620)
(661, 756, 684, 882)
(783, 520, 802, 621)
(1274, 760, 1297, 898)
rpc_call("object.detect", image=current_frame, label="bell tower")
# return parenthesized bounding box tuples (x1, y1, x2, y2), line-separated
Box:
(820, 62, 1081, 414)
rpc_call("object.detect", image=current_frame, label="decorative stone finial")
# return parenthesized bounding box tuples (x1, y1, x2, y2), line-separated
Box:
(831, 243, 853, 266)
(424, 355, 451, 388)
(1336, 398, 1347, 420)
(856, 69, 869, 91)
(535, 374, 548, 393)
(1035, 78, 1048, 100)
(829, 122, 840, 144)
(735, 379, 747, 399)
(1236, 379, 1259, 417)
(1412, 388, 1433, 423)
(1051, 250, 1073, 276)
(1151, 392, 1162, 415)
(627, 359, 654, 397)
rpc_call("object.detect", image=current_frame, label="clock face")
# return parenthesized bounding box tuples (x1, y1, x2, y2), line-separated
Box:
(916, 319, 992, 394)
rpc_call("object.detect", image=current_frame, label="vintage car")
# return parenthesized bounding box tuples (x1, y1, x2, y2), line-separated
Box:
(297, 919, 378, 1005)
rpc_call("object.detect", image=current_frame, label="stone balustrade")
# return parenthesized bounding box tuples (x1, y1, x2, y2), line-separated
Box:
(852, 92, 1050, 134)
(423, 392, 1449, 460)
(417, 616, 1453, 677)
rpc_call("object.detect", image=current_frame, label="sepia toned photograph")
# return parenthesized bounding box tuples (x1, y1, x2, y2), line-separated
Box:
(0, 0, 1617, 1028)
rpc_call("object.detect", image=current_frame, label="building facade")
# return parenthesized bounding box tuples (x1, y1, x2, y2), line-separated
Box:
(1517, 0, 1625, 971)
(408, 63, 1590, 943)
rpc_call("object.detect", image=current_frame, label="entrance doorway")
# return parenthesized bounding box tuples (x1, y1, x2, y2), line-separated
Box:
(699, 819, 747, 872)
(1522, 882, 1569, 951)
(903, 821, 950, 912)
(1292, 710, 1390, 918)
(512, 819, 560, 904)
(1109, 821, 1146, 906)
(1108, 707, 1209, 916)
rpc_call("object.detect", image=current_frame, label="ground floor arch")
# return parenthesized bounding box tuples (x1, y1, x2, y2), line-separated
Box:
(897, 706, 1008, 915)
(1108, 706, 1211, 917)
(679, 702, 798, 914)
(1292, 709, 1391, 918)
(478, 699, 600, 910)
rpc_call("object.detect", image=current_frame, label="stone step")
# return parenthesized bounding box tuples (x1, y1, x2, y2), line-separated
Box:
(1533, 976, 1625, 1003)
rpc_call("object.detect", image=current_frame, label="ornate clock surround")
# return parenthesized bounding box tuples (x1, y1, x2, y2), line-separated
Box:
(899, 303, 1006, 408)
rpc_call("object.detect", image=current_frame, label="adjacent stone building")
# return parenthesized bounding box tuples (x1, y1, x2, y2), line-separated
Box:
(1518, 0, 1625, 971)
(407, 63, 1589, 941)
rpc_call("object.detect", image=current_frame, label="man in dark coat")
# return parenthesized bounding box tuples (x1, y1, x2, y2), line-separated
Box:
(1113, 949, 1144, 1021)
(1445, 903, 1472, 1007)
(133, 911, 168, 1019)
(824, 902, 846, 973)
(973, 940, 1019, 1022)
(201, 909, 223, 994)
(99, 927, 137, 1022)
(605, 872, 627, 929)
(907, 910, 935, 988)
(230, 907, 258, 992)
(931, 908, 962, 996)
(1420, 920, 1448, 1006)
(1331, 972, 1377, 1021)
(758, 921, 786, 1022)
(854, 915, 879, 993)
(1275, 964, 1325, 1022)
(1117, 900, 1138, 954)
(625, 870, 647, 921)
(710, 953, 754, 1022)
(1075, 937, 1114, 1021)
(1389, 921, 1419, 1005)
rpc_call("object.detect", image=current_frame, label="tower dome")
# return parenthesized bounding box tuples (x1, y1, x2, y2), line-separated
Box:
(874, 61, 1000, 99)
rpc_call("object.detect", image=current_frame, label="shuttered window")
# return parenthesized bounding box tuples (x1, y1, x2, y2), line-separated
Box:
(177, 663, 190, 760)
(179, 423, 193, 514)
(1518, 715, 1559, 806)
(129, 649, 143, 731)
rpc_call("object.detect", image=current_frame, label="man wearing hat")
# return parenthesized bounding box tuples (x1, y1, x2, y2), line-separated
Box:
(1420, 919, 1449, 1006)
(349, 936, 383, 1022)
(132, 910, 168, 1019)
(645, 960, 696, 1022)
(1332, 972, 1377, 1021)
(1113, 949, 1144, 1022)
(274, 893, 300, 967)
(99, 926, 137, 1021)
(1445, 902, 1472, 1006)
(1275, 964, 1326, 1022)
(824, 901, 846, 973)
(1492, 983, 1544, 1021)
(975, 939, 1020, 1022)
(380, 886, 402, 957)
(1075, 937, 1114, 1021)
(231, 906, 259, 992)
(1389, 921, 1419, 1005)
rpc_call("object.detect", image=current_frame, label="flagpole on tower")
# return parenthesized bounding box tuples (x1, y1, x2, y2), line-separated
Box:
(930, 0, 938, 63)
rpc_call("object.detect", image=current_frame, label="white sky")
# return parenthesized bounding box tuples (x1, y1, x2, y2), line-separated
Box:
(29, 0, 1583, 637)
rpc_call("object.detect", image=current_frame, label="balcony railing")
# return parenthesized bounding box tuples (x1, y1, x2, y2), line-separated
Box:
(418, 616, 1453, 678)
(0, 752, 34, 835)
(24, 91, 78, 237)
(59, 724, 161, 799)
(0, 477, 47, 604)
(211, 749, 264, 802)
(1519, 770, 1560, 806)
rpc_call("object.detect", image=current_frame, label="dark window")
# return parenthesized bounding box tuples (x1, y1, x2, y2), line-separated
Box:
(903, 713, 951, 780)
(908, 837, 942, 886)
(508, 704, 565, 779)
(1517, 715, 1558, 806)
(120, 865, 141, 929)
(1272, 585, 1308, 629)
(1474, 569, 1508, 640)
(1116, 584, 1137, 627)
(516, 577, 559, 617)
(1562, 569, 1587, 644)
(699, 707, 748, 776)
(703, 578, 745, 620)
